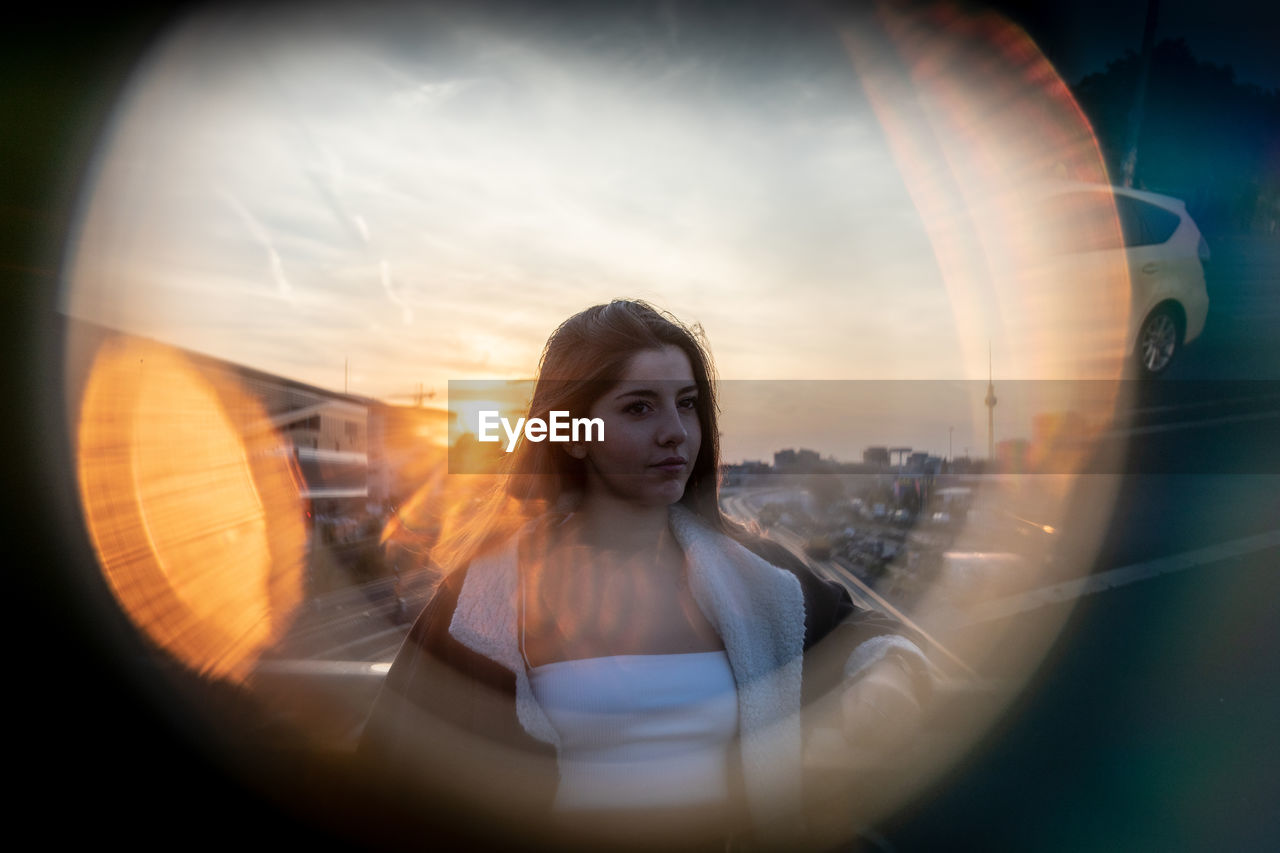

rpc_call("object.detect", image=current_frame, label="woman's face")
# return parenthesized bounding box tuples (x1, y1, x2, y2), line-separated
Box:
(570, 345, 703, 510)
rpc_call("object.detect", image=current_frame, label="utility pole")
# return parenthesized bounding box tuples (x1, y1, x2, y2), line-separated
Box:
(1122, 0, 1161, 188)
(984, 343, 997, 462)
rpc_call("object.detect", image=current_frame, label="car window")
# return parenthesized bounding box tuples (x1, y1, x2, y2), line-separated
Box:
(1132, 197, 1180, 245)
(1115, 195, 1183, 247)
(1113, 196, 1148, 247)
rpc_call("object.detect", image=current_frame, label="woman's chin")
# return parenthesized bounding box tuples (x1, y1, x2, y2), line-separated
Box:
(628, 482, 688, 509)
(657, 481, 691, 506)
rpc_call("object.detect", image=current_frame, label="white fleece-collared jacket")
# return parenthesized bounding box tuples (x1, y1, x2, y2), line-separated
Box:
(359, 504, 932, 843)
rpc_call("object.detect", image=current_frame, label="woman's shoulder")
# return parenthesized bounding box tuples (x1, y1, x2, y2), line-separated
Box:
(736, 533, 835, 598)
(737, 534, 809, 574)
(730, 532, 852, 637)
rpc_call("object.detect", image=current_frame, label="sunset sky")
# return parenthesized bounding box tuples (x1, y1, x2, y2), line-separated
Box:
(63, 2, 1122, 462)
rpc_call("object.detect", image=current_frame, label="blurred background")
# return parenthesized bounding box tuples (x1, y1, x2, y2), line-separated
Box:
(5, 1, 1277, 850)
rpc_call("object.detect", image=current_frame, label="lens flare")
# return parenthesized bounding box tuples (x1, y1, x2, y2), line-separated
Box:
(75, 335, 305, 683)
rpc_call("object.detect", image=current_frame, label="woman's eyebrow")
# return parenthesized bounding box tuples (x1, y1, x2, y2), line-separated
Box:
(612, 384, 699, 401)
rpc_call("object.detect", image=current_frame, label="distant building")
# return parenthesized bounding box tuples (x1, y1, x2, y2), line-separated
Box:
(896, 452, 945, 475)
(863, 446, 890, 468)
(797, 448, 822, 469)
(724, 460, 771, 476)
(720, 460, 771, 487)
(773, 448, 825, 473)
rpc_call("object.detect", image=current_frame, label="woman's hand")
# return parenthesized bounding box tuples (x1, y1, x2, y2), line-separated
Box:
(840, 656, 923, 764)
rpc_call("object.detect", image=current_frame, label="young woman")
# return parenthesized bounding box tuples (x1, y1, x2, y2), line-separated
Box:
(359, 300, 933, 850)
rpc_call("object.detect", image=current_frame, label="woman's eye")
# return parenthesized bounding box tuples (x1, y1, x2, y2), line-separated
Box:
(679, 396, 699, 410)
(624, 401, 652, 415)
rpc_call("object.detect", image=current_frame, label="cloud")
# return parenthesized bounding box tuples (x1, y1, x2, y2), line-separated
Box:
(380, 259, 413, 325)
(216, 190, 295, 302)
(68, 1, 972, 419)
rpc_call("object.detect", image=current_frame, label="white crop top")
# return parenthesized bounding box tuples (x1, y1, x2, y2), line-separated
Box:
(528, 651, 739, 812)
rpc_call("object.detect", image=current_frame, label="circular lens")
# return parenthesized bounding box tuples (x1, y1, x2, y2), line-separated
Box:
(59, 2, 1128, 849)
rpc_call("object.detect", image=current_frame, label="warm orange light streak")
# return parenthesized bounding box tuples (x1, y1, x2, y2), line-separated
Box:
(380, 447, 531, 578)
(841, 0, 1129, 382)
(835, 0, 1129, 553)
(781, 7, 1136, 842)
(375, 381, 542, 575)
(76, 337, 305, 683)
(450, 398, 518, 439)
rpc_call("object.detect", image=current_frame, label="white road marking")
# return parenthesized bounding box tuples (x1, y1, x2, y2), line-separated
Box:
(1108, 408, 1280, 437)
(1125, 390, 1280, 416)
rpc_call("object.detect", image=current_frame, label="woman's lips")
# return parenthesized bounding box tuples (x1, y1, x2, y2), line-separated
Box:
(651, 457, 688, 472)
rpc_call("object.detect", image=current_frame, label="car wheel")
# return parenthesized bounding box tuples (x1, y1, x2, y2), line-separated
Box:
(1135, 306, 1181, 377)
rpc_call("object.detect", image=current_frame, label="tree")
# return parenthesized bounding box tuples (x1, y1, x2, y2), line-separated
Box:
(1072, 38, 1280, 235)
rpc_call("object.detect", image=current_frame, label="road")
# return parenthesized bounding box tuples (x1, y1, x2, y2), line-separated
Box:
(1165, 234, 1280, 381)
(877, 233, 1280, 852)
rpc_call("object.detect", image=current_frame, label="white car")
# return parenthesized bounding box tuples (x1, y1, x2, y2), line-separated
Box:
(1042, 183, 1211, 376)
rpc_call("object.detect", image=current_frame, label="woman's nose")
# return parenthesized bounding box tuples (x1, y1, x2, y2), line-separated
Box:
(655, 404, 688, 445)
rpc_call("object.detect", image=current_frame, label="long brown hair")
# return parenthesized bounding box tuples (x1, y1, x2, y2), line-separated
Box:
(432, 299, 741, 572)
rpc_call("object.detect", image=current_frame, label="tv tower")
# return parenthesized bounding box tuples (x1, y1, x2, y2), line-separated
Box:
(984, 342, 997, 461)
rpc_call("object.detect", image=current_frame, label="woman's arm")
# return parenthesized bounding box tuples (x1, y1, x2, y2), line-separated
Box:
(839, 653, 924, 759)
